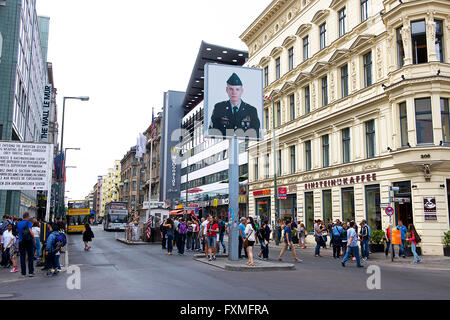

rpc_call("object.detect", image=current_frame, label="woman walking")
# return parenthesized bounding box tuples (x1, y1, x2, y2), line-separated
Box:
(244, 217, 256, 266)
(32, 221, 40, 260)
(407, 224, 422, 264)
(82, 223, 94, 251)
(314, 220, 326, 257)
(341, 222, 348, 256)
(299, 223, 307, 249)
(163, 218, 174, 255)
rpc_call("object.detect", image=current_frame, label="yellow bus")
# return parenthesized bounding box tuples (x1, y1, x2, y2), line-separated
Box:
(67, 200, 90, 233)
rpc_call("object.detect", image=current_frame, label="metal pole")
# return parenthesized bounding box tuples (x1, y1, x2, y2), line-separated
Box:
(148, 135, 153, 213)
(58, 97, 67, 220)
(228, 135, 239, 261)
(272, 99, 279, 224)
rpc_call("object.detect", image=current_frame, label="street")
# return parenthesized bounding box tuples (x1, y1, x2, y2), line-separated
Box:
(1, 225, 450, 300)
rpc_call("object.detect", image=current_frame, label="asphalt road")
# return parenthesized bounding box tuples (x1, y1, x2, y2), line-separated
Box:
(1, 225, 450, 300)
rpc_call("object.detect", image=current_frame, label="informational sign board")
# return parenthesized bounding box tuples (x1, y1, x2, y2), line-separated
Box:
(380, 203, 390, 209)
(393, 197, 410, 204)
(40, 84, 52, 142)
(278, 187, 287, 200)
(0, 142, 53, 191)
(423, 196, 437, 221)
(204, 64, 263, 140)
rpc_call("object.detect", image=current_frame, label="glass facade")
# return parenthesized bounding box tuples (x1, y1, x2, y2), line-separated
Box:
(305, 192, 314, 233)
(323, 190, 332, 222)
(256, 197, 271, 221)
(342, 187, 355, 222)
(365, 184, 381, 231)
(411, 20, 427, 64)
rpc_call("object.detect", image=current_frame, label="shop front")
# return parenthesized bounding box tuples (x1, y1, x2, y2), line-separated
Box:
(279, 186, 297, 221)
(254, 189, 271, 222)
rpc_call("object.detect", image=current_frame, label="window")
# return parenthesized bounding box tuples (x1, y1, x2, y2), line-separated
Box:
(265, 108, 269, 130)
(254, 158, 259, 181)
(363, 51, 372, 87)
(132, 181, 136, 191)
(305, 192, 314, 233)
(277, 150, 282, 176)
(290, 146, 296, 174)
(342, 187, 355, 222)
(322, 134, 329, 167)
(396, 27, 405, 68)
(341, 64, 349, 98)
(320, 23, 326, 50)
(338, 7, 346, 37)
(305, 86, 311, 114)
(441, 98, 450, 143)
(265, 153, 270, 179)
(305, 140, 312, 171)
(399, 102, 408, 147)
(264, 66, 269, 87)
(288, 47, 294, 71)
(366, 184, 381, 230)
(321, 76, 328, 106)
(276, 101, 281, 127)
(289, 94, 295, 121)
(436, 20, 445, 63)
(411, 20, 427, 64)
(133, 167, 136, 177)
(365, 119, 376, 158)
(323, 190, 332, 222)
(342, 127, 351, 163)
(360, 0, 369, 22)
(415, 97, 433, 144)
(303, 36, 309, 61)
(276, 57, 281, 79)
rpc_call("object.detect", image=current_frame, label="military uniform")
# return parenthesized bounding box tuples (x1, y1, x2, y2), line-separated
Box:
(208, 73, 260, 138)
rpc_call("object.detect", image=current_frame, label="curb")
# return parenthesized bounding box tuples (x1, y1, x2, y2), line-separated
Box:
(194, 257, 295, 272)
(116, 238, 152, 245)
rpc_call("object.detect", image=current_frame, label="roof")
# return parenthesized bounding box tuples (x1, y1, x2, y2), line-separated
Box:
(182, 41, 248, 111)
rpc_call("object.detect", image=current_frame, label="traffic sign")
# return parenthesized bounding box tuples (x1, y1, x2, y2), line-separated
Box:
(385, 206, 394, 216)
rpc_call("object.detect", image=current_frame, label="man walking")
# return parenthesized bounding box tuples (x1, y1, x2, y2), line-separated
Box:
(341, 221, 363, 268)
(397, 220, 407, 258)
(17, 212, 36, 277)
(359, 220, 370, 260)
(218, 218, 227, 254)
(278, 220, 302, 263)
(206, 216, 219, 261)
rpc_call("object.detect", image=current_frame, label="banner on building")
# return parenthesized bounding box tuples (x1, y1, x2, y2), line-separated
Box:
(0, 142, 53, 191)
(423, 196, 437, 221)
(204, 64, 263, 140)
(40, 84, 52, 142)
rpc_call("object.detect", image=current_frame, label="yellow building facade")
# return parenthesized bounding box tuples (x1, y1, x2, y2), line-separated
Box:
(242, 0, 450, 255)
(99, 160, 121, 216)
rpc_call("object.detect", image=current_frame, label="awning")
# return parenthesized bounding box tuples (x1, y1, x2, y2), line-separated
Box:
(169, 210, 184, 216)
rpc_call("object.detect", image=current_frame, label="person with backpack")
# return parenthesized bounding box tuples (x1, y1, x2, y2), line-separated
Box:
(17, 212, 36, 277)
(186, 220, 193, 251)
(82, 223, 94, 251)
(359, 220, 370, 260)
(341, 221, 364, 268)
(217, 218, 227, 254)
(45, 223, 66, 276)
(407, 224, 422, 264)
(278, 220, 302, 263)
(332, 221, 343, 259)
(177, 218, 187, 255)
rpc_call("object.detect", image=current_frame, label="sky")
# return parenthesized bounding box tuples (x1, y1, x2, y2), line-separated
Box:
(36, 0, 272, 202)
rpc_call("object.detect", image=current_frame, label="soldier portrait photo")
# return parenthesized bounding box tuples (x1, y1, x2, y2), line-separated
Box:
(205, 64, 263, 140)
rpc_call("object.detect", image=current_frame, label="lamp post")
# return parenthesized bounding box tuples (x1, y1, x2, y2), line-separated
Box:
(58, 96, 89, 219)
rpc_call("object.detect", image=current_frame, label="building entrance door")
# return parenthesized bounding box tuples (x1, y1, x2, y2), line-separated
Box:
(393, 181, 413, 226)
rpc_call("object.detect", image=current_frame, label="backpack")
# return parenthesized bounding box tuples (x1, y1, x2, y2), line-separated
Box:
(219, 221, 226, 234)
(53, 233, 67, 252)
(179, 223, 187, 235)
(415, 231, 422, 243)
(22, 221, 33, 242)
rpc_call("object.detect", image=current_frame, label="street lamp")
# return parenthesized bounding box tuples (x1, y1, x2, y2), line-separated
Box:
(58, 97, 89, 220)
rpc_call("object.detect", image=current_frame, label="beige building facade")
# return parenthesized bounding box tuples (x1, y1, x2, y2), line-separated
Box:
(242, 0, 450, 255)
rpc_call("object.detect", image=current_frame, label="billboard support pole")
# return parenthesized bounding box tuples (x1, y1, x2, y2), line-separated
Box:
(272, 99, 279, 224)
(228, 135, 239, 261)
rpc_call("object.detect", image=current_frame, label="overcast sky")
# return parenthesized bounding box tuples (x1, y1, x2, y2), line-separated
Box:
(36, 0, 272, 202)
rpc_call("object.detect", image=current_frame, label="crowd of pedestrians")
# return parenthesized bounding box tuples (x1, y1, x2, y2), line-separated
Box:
(0, 213, 67, 277)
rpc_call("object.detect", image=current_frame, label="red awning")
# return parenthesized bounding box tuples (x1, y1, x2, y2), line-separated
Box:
(169, 210, 184, 216)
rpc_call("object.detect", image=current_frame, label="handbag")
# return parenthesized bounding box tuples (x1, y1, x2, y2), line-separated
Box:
(243, 228, 253, 248)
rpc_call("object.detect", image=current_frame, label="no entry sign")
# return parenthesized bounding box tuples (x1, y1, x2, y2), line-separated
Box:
(385, 206, 394, 216)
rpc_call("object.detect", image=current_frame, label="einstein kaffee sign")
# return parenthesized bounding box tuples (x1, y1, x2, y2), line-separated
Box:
(0, 142, 53, 191)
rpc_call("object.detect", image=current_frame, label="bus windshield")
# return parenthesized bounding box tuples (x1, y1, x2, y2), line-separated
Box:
(68, 215, 90, 226)
(109, 214, 128, 223)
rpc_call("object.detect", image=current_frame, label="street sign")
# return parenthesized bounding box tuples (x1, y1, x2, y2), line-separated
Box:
(393, 197, 410, 204)
(380, 203, 390, 209)
(385, 206, 394, 216)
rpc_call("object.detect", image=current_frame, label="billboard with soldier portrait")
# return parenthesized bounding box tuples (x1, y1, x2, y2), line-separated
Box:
(204, 64, 263, 140)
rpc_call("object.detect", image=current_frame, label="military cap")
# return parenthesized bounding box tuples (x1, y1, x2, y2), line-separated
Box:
(227, 73, 242, 86)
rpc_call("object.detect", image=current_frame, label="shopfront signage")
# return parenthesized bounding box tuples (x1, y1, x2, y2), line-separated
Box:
(393, 197, 410, 204)
(278, 187, 287, 200)
(304, 173, 377, 190)
(253, 189, 271, 196)
(423, 196, 437, 221)
(288, 185, 297, 193)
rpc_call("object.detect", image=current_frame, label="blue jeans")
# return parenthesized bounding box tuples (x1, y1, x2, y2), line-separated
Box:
(361, 239, 369, 259)
(399, 239, 406, 257)
(55, 254, 61, 269)
(167, 235, 173, 253)
(219, 233, 226, 251)
(315, 236, 322, 255)
(342, 246, 362, 267)
(34, 238, 41, 258)
(411, 242, 420, 263)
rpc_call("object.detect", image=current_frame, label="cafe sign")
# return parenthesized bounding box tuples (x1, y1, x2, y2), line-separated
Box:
(423, 196, 437, 221)
(278, 187, 287, 200)
(304, 173, 377, 190)
(253, 189, 271, 196)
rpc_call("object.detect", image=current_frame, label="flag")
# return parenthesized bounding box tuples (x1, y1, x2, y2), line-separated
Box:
(135, 133, 147, 158)
(54, 153, 66, 182)
(146, 217, 152, 239)
(150, 107, 155, 139)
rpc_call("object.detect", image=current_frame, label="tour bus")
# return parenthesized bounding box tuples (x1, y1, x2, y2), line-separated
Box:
(67, 200, 90, 233)
(103, 201, 129, 231)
